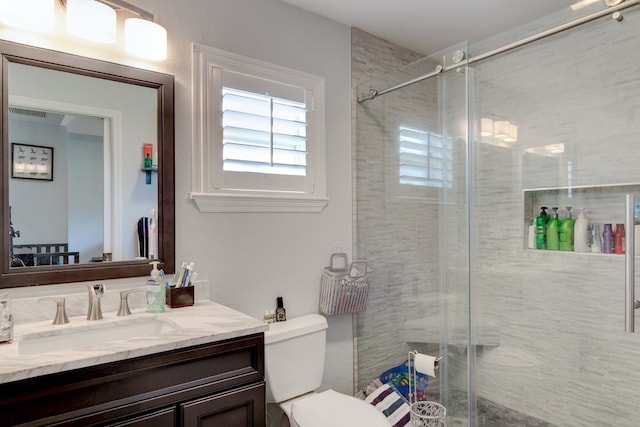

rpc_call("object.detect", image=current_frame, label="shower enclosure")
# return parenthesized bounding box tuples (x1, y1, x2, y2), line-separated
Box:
(355, 2, 640, 426)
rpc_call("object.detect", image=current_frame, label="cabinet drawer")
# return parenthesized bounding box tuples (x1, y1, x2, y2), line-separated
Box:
(180, 383, 265, 427)
(107, 407, 176, 427)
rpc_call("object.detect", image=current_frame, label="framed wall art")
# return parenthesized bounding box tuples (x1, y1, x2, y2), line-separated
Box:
(11, 143, 54, 181)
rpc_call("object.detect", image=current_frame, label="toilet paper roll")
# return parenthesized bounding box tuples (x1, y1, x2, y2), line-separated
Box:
(414, 354, 439, 378)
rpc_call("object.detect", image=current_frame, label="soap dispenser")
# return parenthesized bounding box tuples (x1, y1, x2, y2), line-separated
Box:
(146, 261, 165, 313)
(573, 208, 589, 252)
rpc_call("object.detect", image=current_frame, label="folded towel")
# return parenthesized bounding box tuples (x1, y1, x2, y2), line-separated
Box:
(365, 383, 411, 427)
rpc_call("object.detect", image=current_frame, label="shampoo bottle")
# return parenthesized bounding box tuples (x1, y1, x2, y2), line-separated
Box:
(614, 223, 625, 254)
(591, 224, 602, 253)
(535, 207, 549, 249)
(603, 224, 614, 254)
(546, 207, 560, 250)
(573, 208, 589, 252)
(558, 207, 575, 251)
(146, 261, 165, 313)
(527, 218, 536, 249)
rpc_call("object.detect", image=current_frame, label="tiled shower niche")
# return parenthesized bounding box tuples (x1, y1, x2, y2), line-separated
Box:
(523, 183, 640, 253)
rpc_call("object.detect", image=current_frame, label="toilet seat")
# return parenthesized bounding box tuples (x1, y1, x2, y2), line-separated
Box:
(289, 389, 389, 427)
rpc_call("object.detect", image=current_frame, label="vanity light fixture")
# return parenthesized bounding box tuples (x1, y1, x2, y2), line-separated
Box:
(59, 0, 167, 60)
(0, 0, 55, 33)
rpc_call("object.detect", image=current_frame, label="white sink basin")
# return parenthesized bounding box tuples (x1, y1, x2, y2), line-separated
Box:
(19, 317, 183, 355)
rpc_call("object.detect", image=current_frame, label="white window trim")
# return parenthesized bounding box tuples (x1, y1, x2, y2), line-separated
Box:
(190, 43, 328, 213)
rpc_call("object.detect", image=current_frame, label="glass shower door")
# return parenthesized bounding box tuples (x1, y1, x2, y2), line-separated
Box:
(355, 42, 473, 426)
(470, 5, 640, 426)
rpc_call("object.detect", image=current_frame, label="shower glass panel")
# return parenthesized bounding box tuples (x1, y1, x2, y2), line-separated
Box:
(470, 4, 640, 426)
(355, 42, 472, 425)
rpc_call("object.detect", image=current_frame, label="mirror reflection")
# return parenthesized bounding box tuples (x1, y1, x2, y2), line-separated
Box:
(7, 62, 158, 268)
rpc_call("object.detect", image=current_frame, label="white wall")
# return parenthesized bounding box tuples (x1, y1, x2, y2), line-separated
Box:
(1, 0, 354, 394)
(9, 122, 68, 244)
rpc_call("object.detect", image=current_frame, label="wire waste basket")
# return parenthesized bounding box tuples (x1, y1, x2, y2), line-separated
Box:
(408, 351, 446, 427)
(319, 253, 370, 315)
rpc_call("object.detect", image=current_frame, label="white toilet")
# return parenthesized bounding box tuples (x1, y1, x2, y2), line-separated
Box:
(264, 313, 389, 427)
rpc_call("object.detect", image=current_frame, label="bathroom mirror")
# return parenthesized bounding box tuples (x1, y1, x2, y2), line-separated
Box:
(0, 40, 175, 288)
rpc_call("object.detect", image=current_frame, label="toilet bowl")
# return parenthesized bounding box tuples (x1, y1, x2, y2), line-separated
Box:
(285, 390, 388, 427)
(264, 314, 389, 427)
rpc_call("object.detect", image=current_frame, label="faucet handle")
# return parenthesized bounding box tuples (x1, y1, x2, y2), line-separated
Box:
(38, 297, 70, 325)
(117, 288, 144, 316)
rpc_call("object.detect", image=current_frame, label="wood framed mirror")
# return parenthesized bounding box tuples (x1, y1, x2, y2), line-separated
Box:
(0, 40, 174, 288)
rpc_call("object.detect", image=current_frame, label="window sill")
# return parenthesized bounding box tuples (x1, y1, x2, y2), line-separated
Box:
(190, 192, 329, 213)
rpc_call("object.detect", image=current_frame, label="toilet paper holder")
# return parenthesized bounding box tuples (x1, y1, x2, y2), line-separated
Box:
(407, 351, 442, 402)
(408, 351, 446, 425)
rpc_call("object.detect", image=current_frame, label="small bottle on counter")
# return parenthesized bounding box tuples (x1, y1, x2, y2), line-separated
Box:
(275, 297, 287, 322)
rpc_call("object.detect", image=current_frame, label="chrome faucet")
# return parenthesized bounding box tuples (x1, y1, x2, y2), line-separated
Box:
(87, 284, 105, 320)
(38, 297, 69, 325)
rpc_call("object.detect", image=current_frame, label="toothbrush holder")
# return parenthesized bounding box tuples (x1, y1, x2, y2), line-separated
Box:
(166, 286, 194, 308)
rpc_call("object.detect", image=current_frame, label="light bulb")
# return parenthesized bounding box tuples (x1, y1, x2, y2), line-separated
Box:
(125, 18, 167, 60)
(0, 0, 55, 32)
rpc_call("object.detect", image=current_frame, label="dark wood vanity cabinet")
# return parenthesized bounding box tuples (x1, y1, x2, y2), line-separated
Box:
(0, 334, 265, 427)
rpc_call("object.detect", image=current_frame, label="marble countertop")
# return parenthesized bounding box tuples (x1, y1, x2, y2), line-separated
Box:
(0, 301, 267, 385)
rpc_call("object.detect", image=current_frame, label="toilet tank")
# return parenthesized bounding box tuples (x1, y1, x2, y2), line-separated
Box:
(264, 313, 328, 403)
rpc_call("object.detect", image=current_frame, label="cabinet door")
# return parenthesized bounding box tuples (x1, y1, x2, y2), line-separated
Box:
(180, 383, 265, 427)
(107, 407, 176, 427)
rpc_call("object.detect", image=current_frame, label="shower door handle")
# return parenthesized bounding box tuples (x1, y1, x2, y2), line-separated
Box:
(625, 194, 636, 332)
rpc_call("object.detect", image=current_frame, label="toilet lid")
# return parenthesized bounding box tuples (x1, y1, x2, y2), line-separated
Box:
(291, 389, 389, 427)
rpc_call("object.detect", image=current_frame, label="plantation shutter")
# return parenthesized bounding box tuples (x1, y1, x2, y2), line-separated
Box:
(221, 70, 309, 183)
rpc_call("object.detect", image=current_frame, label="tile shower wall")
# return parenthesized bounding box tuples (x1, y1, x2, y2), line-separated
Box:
(470, 6, 640, 427)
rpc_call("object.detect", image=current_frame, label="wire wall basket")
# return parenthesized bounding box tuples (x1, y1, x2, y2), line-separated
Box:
(319, 253, 370, 315)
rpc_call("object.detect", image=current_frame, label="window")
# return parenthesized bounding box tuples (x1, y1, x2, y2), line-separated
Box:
(191, 44, 327, 213)
(399, 126, 452, 189)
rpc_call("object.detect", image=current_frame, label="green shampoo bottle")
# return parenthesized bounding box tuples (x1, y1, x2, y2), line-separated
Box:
(535, 207, 549, 249)
(546, 207, 560, 250)
(558, 206, 575, 251)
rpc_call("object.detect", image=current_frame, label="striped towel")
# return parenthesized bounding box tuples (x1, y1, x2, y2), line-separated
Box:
(365, 383, 411, 427)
